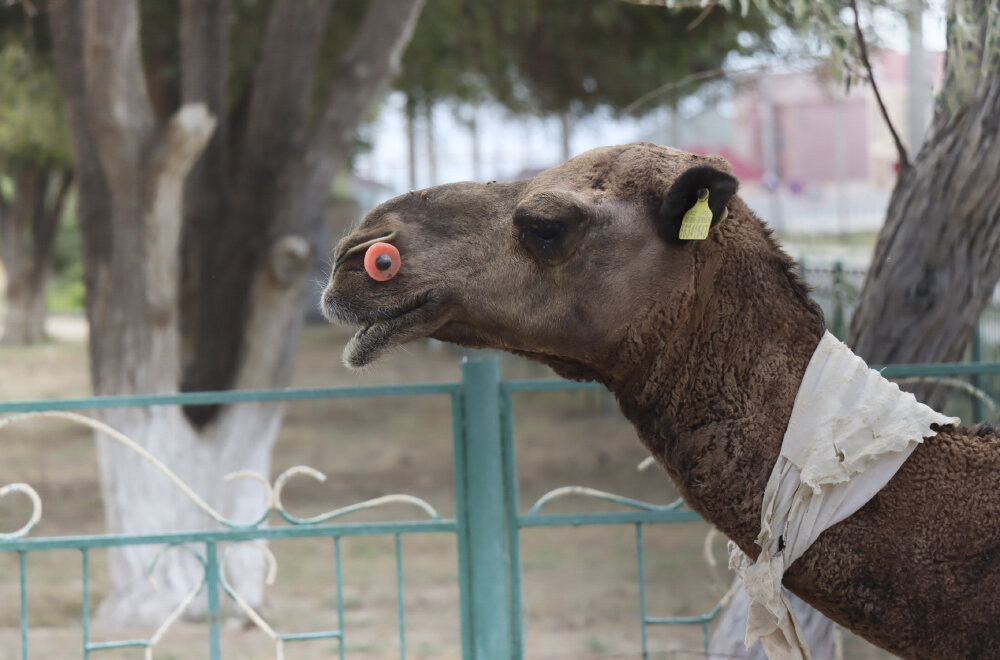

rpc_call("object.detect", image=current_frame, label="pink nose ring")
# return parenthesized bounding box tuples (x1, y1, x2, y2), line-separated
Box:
(364, 242, 401, 281)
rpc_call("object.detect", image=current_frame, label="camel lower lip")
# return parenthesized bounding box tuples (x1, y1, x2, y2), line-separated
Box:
(342, 298, 435, 368)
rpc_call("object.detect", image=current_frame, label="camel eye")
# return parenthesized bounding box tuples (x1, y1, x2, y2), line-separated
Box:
(520, 222, 567, 260)
(513, 200, 587, 263)
(523, 223, 564, 242)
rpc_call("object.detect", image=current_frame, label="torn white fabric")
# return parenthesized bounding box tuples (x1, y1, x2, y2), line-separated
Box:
(730, 331, 958, 660)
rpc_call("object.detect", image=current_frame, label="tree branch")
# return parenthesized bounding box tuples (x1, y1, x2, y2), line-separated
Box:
(309, 0, 426, 164)
(39, 169, 73, 256)
(234, 0, 425, 392)
(848, 0, 909, 169)
(179, 0, 231, 376)
(180, 0, 228, 170)
(81, 0, 158, 194)
(28, 168, 72, 276)
(177, 0, 335, 403)
(50, 169, 74, 218)
(4, 0, 37, 17)
(619, 0, 727, 7)
(236, 0, 333, 172)
(146, 103, 216, 324)
(622, 58, 821, 115)
(0, 175, 8, 216)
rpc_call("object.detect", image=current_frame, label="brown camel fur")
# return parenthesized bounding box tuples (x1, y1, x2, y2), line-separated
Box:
(321, 143, 1000, 659)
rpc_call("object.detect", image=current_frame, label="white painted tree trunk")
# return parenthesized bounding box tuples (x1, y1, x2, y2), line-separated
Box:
(1, 277, 48, 345)
(94, 402, 282, 625)
(49, 0, 426, 629)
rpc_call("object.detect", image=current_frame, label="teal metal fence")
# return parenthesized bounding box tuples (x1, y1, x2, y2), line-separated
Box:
(800, 259, 1000, 352)
(2, 357, 999, 659)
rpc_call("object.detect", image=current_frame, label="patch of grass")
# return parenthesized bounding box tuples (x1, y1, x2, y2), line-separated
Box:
(583, 634, 610, 655)
(46, 277, 86, 313)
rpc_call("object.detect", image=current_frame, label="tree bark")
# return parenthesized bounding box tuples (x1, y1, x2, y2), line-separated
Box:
(424, 101, 438, 185)
(0, 167, 70, 344)
(559, 111, 572, 162)
(236, 0, 426, 394)
(48, 0, 425, 627)
(468, 110, 482, 181)
(714, 2, 1000, 655)
(849, 0, 1000, 386)
(406, 93, 419, 189)
(181, 0, 335, 407)
(179, 0, 229, 392)
(48, 0, 114, 385)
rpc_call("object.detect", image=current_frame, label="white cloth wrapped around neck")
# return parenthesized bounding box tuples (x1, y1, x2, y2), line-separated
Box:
(729, 331, 959, 660)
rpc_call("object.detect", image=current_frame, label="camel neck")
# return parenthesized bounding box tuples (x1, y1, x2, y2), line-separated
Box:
(606, 228, 825, 553)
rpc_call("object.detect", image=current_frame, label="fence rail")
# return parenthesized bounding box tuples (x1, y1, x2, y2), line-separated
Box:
(800, 260, 1000, 347)
(2, 357, 999, 659)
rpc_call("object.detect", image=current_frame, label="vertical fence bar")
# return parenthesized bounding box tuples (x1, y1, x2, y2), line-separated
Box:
(19, 551, 28, 660)
(335, 536, 346, 660)
(396, 534, 406, 660)
(973, 327, 985, 421)
(457, 358, 513, 659)
(204, 541, 222, 660)
(451, 390, 474, 660)
(81, 549, 90, 660)
(832, 260, 845, 339)
(636, 524, 649, 660)
(500, 389, 525, 658)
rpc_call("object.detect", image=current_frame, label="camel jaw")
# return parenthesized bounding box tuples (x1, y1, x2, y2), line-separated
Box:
(338, 295, 440, 369)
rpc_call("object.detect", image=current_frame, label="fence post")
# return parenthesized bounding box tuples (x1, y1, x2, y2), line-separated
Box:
(832, 260, 845, 339)
(456, 357, 514, 659)
(972, 326, 984, 421)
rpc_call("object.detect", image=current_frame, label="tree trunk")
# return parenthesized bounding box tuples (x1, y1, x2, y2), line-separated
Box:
(714, 2, 1000, 655)
(559, 111, 572, 162)
(94, 403, 279, 623)
(2, 276, 47, 344)
(849, 0, 1000, 391)
(49, 0, 425, 627)
(0, 167, 70, 345)
(469, 110, 482, 181)
(406, 93, 418, 189)
(424, 100, 438, 186)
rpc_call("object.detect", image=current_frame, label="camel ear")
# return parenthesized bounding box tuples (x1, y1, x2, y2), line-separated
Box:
(658, 166, 739, 242)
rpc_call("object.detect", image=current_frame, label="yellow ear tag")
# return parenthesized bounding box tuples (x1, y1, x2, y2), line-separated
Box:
(678, 188, 713, 240)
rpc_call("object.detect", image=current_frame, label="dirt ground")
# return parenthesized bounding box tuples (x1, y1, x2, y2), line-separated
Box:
(0, 324, 894, 659)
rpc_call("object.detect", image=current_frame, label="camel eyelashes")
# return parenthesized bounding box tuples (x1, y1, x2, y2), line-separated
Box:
(658, 165, 739, 243)
(523, 223, 564, 242)
(513, 205, 577, 262)
(519, 223, 568, 260)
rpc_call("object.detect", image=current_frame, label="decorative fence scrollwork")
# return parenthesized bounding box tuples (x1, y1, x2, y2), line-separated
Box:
(0, 407, 444, 659)
(2, 357, 997, 659)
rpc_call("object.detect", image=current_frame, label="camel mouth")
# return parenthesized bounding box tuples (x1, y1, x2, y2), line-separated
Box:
(341, 294, 440, 369)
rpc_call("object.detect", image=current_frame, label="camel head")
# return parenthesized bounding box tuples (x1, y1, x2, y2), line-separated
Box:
(322, 142, 741, 383)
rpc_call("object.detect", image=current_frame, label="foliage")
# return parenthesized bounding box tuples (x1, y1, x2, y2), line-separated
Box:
(48, 193, 85, 313)
(0, 42, 71, 171)
(137, 0, 369, 127)
(626, 0, 998, 112)
(937, 0, 1000, 114)
(398, 0, 777, 118)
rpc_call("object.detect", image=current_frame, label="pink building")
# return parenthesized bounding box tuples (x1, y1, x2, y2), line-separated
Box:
(729, 50, 944, 189)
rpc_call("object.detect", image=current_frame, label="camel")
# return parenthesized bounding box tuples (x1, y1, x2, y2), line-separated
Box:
(321, 142, 1000, 659)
